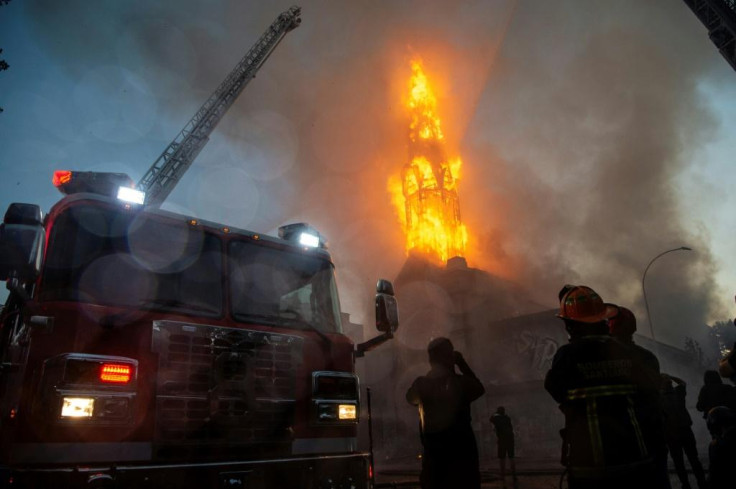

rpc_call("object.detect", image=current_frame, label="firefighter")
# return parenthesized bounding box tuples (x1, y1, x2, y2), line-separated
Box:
(406, 337, 485, 489)
(544, 285, 661, 489)
(608, 306, 670, 489)
(660, 374, 707, 489)
(489, 406, 517, 487)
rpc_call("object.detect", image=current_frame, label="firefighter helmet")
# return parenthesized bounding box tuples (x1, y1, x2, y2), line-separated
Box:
(608, 306, 636, 337)
(557, 285, 619, 323)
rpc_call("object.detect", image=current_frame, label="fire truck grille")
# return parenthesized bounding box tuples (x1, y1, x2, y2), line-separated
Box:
(152, 321, 302, 447)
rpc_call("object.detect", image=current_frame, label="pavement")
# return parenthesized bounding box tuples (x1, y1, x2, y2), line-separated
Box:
(374, 458, 565, 489)
(374, 458, 702, 488)
(375, 470, 560, 489)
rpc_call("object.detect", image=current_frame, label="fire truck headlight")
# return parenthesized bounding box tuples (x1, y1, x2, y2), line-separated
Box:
(338, 404, 356, 420)
(116, 186, 146, 205)
(61, 397, 95, 418)
(311, 372, 359, 425)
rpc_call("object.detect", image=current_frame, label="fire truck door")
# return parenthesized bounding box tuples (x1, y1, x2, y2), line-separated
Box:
(0, 299, 32, 423)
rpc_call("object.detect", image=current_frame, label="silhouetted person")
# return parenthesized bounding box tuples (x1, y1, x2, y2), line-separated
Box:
(545, 285, 661, 489)
(490, 406, 516, 487)
(717, 300, 736, 382)
(706, 406, 736, 489)
(406, 337, 485, 489)
(718, 341, 736, 382)
(696, 370, 736, 421)
(660, 374, 706, 489)
(608, 307, 670, 489)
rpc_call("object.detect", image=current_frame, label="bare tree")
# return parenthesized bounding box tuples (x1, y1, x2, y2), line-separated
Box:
(0, 0, 11, 113)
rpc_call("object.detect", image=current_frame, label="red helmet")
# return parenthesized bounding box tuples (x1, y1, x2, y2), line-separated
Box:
(608, 306, 636, 337)
(557, 285, 619, 323)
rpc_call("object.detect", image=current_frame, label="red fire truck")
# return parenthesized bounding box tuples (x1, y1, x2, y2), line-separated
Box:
(0, 171, 398, 488)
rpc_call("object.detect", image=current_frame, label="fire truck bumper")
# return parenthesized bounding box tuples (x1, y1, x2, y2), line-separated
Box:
(1, 452, 371, 489)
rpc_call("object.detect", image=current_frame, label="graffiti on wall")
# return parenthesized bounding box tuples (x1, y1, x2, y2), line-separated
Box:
(514, 330, 560, 373)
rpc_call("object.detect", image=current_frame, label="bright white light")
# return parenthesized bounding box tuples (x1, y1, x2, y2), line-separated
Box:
(299, 232, 320, 248)
(117, 186, 146, 205)
(61, 397, 94, 418)
(338, 404, 357, 420)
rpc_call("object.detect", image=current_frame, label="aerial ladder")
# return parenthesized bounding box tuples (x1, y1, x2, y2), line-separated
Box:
(682, 0, 736, 72)
(137, 6, 301, 206)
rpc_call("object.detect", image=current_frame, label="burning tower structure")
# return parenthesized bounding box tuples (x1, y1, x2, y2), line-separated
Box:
(372, 59, 550, 467)
(390, 60, 467, 265)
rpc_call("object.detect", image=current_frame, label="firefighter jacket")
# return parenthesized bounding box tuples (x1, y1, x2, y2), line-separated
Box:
(544, 334, 660, 480)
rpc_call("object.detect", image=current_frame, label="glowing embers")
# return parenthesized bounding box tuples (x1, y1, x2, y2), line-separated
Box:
(389, 59, 467, 264)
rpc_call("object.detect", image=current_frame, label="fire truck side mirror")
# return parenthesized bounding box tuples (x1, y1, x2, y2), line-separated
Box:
(0, 203, 45, 283)
(375, 279, 399, 333)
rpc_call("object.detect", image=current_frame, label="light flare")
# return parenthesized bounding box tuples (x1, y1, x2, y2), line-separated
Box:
(389, 59, 467, 264)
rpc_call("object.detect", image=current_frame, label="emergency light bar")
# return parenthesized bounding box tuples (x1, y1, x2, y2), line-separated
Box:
(278, 222, 326, 249)
(53, 170, 138, 201)
(52, 170, 72, 187)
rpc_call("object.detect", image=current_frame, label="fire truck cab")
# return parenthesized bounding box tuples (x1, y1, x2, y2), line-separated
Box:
(0, 172, 398, 488)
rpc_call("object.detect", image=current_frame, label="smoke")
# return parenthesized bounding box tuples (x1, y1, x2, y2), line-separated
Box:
(20, 0, 728, 346)
(461, 0, 725, 346)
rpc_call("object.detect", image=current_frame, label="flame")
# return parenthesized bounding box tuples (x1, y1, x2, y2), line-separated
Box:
(389, 59, 467, 264)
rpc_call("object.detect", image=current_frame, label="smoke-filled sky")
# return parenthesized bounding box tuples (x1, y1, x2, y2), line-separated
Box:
(1, 0, 734, 348)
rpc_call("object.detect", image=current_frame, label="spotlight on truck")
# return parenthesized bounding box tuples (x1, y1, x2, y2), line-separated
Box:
(278, 223, 326, 249)
(116, 186, 146, 205)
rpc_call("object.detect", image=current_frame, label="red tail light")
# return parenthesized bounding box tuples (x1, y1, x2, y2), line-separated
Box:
(99, 364, 133, 384)
(52, 170, 72, 187)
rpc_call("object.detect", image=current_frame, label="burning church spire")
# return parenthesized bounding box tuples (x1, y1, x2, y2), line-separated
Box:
(389, 59, 468, 264)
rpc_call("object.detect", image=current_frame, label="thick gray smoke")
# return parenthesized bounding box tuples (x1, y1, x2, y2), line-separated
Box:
(461, 1, 726, 347)
(20, 0, 728, 347)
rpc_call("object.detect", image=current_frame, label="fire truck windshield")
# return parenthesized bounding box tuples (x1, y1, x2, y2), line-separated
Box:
(40, 203, 343, 334)
(41, 204, 223, 316)
(229, 241, 343, 334)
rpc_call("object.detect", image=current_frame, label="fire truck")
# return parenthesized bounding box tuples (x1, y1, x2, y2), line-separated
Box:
(0, 171, 399, 488)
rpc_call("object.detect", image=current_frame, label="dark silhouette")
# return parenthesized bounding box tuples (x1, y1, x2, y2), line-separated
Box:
(718, 339, 736, 382)
(490, 406, 516, 487)
(406, 337, 485, 489)
(608, 307, 670, 489)
(706, 406, 736, 489)
(718, 298, 736, 381)
(660, 374, 706, 489)
(696, 370, 736, 420)
(545, 285, 661, 489)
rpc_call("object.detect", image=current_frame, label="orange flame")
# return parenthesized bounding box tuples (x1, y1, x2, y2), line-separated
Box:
(389, 59, 467, 264)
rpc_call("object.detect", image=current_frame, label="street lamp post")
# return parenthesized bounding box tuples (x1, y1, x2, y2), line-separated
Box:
(641, 246, 692, 343)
